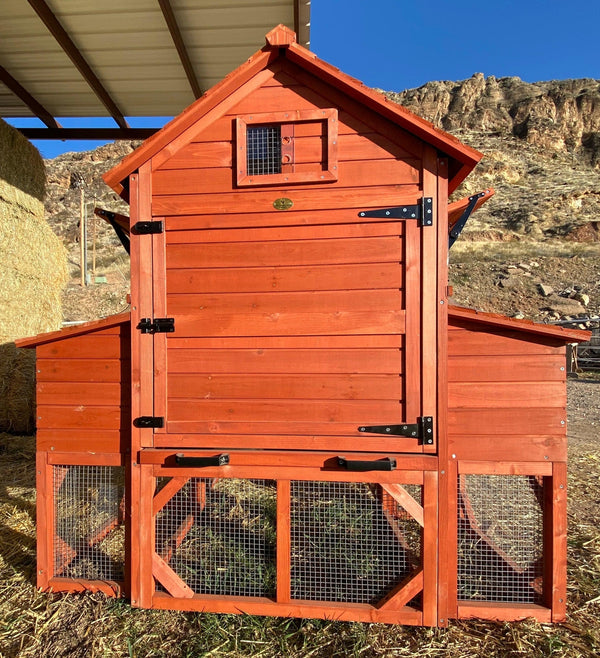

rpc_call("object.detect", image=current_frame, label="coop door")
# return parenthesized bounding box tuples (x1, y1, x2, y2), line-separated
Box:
(151, 198, 437, 452)
(137, 452, 438, 623)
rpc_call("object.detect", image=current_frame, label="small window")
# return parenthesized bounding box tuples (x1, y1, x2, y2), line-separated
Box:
(236, 109, 338, 187)
(247, 125, 282, 176)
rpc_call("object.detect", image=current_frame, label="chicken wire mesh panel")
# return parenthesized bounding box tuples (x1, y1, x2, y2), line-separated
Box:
(155, 478, 277, 597)
(457, 474, 544, 604)
(290, 481, 422, 604)
(53, 465, 125, 581)
(247, 125, 281, 175)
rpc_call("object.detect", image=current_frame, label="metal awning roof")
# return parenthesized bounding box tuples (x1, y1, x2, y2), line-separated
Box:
(0, 0, 310, 139)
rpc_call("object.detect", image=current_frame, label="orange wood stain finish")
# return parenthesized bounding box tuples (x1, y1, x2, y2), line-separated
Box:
(17, 25, 588, 626)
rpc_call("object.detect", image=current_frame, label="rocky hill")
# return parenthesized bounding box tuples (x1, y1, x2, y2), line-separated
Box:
(44, 75, 600, 326)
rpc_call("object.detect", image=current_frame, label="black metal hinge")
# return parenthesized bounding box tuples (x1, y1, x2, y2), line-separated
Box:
(133, 220, 163, 234)
(358, 197, 433, 227)
(133, 416, 164, 428)
(358, 416, 434, 445)
(136, 317, 175, 334)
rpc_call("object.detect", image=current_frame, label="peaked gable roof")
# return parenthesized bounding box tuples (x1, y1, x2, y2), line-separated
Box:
(104, 25, 482, 197)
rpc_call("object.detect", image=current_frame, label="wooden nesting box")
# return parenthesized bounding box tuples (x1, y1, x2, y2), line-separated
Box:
(17, 25, 589, 625)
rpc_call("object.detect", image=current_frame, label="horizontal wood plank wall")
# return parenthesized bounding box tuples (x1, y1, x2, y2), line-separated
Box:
(151, 59, 425, 450)
(447, 319, 567, 462)
(36, 323, 131, 453)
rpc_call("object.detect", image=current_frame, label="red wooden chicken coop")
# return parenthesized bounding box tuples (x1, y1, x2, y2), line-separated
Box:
(17, 26, 589, 626)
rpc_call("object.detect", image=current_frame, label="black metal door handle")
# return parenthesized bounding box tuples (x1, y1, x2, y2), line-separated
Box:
(337, 456, 396, 471)
(174, 453, 229, 467)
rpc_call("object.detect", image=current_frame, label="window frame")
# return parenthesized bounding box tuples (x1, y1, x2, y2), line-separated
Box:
(235, 108, 338, 187)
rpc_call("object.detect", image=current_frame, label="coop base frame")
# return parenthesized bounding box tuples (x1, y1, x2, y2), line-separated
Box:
(36, 450, 566, 626)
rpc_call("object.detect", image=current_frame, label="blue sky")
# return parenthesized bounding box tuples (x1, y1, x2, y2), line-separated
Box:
(8, 0, 599, 159)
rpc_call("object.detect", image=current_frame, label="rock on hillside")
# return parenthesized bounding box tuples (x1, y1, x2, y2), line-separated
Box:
(386, 75, 600, 166)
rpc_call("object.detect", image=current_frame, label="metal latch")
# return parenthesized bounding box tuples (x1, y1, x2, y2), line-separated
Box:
(133, 220, 163, 234)
(133, 416, 164, 428)
(136, 318, 175, 334)
(358, 416, 434, 445)
(358, 197, 433, 227)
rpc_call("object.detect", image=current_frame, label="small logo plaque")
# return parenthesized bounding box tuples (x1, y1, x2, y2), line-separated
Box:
(273, 197, 293, 210)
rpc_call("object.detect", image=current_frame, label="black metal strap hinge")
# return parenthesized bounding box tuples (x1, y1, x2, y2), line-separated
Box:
(358, 197, 433, 227)
(133, 220, 163, 234)
(448, 191, 487, 248)
(133, 416, 164, 428)
(136, 317, 175, 334)
(358, 416, 434, 445)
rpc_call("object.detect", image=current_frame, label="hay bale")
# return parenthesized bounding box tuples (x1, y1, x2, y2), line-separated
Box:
(0, 119, 68, 433)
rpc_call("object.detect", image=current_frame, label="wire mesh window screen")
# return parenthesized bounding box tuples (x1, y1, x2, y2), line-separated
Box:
(155, 478, 276, 597)
(53, 465, 125, 581)
(457, 474, 544, 604)
(290, 481, 422, 604)
(247, 125, 281, 176)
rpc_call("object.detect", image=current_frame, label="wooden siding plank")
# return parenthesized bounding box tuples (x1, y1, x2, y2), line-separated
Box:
(36, 429, 126, 454)
(157, 132, 413, 171)
(165, 420, 408, 436)
(173, 310, 405, 337)
(448, 355, 565, 382)
(166, 236, 403, 269)
(167, 399, 402, 423)
(448, 434, 566, 462)
(38, 334, 125, 358)
(167, 263, 404, 294)
(152, 158, 419, 195)
(165, 220, 405, 244)
(153, 185, 420, 216)
(448, 329, 563, 356)
(36, 382, 124, 406)
(168, 348, 402, 374)
(167, 290, 403, 315)
(37, 405, 126, 431)
(167, 335, 403, 349)
(164, 207, 416, 231)
(168, 374, 402, 401)
(36, 359, 127, 382)
(448, 381, 566, 408)
(448, 408, 565, 436)
(153, 433, 424, 453)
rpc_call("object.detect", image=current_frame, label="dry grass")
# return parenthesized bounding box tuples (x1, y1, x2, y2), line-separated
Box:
(0, 414, 598, 657)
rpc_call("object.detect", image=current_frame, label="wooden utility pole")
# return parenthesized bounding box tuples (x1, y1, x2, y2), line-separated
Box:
(80, 187, 87, 286)
(92, 196, 97, 277)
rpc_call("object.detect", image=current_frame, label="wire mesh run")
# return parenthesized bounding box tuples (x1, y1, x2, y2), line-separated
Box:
(290, 481, 422, 604)
(457, 474, 544, 604)
(155, 478, 276, 597)
(247, 125, 281, 175)
(53, 465, 125, 581)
